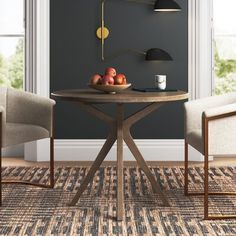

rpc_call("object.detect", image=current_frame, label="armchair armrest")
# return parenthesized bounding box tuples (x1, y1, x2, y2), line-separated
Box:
(202, 103, 236, 155)
(203, 103, 236, 120)
(184, 92, 236, 136)
(7, 89, 55, 136)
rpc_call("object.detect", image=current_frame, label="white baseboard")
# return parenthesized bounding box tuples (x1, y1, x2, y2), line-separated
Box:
(51, 139, 202, 162)
(5, 139, 203, 162)
(24, 139, 50, 162)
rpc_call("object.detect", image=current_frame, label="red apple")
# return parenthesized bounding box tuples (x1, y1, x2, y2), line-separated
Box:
(105, 67, 116, 77)
(90, 74, 102, 85)
(101, 75, 114, 85)
(114, 74, 127, 85)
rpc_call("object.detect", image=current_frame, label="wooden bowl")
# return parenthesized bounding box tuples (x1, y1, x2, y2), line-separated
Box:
(89, 83, 131, 94)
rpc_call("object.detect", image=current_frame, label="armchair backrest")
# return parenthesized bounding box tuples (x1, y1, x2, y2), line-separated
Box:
(0, 87, 54, 135)
(7, 88, 34, 124)
(1, 88, 32, 124)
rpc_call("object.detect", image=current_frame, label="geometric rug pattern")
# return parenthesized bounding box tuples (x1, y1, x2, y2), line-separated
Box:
(1, 166, 236, 235)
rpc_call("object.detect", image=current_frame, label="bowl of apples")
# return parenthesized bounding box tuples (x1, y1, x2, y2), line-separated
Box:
(89, 67, 131, 94)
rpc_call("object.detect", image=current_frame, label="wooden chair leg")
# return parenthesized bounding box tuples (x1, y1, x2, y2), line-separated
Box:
(0, 147, 2, 207)
(2, 137, 55, 191)
(204, 153, 209, 219)
(50, 137, 54, 188)
(184, 141, 188, 196)
(0, 113, 2, 206)
(203, 116, 209, 220)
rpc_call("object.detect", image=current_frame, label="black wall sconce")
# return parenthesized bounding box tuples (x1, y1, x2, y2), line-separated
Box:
(145, 48, 173, 61)
(127, 0, 181, 12)
(103, 48, 173, 61)
(154, 0, 181, 11)
(96, 0, 180, 61)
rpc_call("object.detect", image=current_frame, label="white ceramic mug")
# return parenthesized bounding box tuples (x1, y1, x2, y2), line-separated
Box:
(155, 75, 166, 90)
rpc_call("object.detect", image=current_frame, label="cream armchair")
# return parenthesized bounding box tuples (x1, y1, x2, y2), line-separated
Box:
(0, 87, 55, 206)
(184, 92, 236, 220)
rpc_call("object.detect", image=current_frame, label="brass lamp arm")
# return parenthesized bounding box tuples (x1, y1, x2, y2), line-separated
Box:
(129, 48, 146, 55)
(101, 0, 105, 60)
(102, 48, 146, 61)
(125, 0, 155, 6)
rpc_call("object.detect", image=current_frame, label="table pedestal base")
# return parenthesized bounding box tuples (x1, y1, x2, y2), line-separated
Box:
(68, 102, 170, 221)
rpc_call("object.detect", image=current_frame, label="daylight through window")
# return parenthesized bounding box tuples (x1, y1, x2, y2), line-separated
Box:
(0, 0, 24, 89)
(213, 0, 236, 94)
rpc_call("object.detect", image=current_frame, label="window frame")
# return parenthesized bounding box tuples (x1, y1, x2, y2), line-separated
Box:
(188, 0, 214, 161)
(24, 0, 50, 162)
(1, 0, 50, 159)
(25, 0, 50, 97)
(0, 0, 50, 94)
(188, 0, 213, 100)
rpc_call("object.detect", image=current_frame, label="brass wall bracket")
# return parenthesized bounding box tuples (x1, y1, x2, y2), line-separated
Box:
(96, 27, 109, 40)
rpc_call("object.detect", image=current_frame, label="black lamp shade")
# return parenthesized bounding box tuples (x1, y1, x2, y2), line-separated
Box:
(154, 0, 181, 12)
(145, 48, 172, 61)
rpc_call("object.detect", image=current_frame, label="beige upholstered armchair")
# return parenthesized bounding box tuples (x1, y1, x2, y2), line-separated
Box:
(184, 92, 236, 220)
(0, 87, 55, 206)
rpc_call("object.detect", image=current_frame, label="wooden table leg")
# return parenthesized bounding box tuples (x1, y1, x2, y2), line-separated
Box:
(124, 131, 169, 206)
(69, 102, 169, 216)
(68, 131, 116, 206)
(123, 103, 169, 206)
(117, 104, 124, 221)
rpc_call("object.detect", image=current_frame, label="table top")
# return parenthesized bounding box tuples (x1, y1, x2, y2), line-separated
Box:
(51, 89, 189, 103)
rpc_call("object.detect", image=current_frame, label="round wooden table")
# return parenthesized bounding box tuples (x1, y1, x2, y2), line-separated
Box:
(51, 89, 189, 221)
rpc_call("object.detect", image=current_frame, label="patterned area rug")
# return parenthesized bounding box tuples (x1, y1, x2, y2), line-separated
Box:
(1, 166, 236, 236)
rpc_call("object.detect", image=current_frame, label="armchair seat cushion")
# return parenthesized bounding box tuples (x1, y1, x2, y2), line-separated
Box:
(186, 129, 203, 153)
(3, 123, 49, 147)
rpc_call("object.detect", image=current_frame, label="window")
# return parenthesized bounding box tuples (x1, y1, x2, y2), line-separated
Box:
(0, 0, 25, 89)
(213, 0, 236, 95)
(0, 0, 50, 159)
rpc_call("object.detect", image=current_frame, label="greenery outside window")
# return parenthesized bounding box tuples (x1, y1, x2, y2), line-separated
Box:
(213, 0, 236, 95)
(0, 0, 24, 89)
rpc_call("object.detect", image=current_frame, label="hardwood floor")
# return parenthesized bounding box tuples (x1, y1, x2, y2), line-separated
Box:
(2, 156, 236, 167)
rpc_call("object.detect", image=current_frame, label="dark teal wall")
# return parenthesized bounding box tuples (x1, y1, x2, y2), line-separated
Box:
(50, 0, 188, 139)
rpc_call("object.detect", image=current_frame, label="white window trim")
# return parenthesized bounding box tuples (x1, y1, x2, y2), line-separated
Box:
(188, 0, 213, 161)
(188, 0, 213, 100)
(24, 0, 50, 161)
(25, 0, 50, 96)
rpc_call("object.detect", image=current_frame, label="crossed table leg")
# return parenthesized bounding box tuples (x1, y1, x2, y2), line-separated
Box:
(69, 102, 170, 221)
